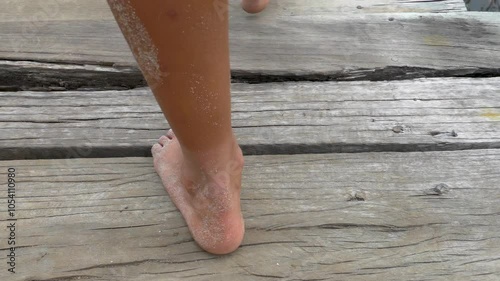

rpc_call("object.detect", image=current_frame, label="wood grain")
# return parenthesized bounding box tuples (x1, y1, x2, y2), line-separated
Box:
(1, 78, 500, 159)
(0, 0, 498, 77)
(2, 1, 498, 280)
(0, 0, 467, 23)
(3, 59, 499, 92)
(1, 149, 499, 280)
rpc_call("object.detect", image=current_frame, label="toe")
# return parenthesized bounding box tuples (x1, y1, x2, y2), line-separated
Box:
(241, 0, 269, 14)
(166, 129, 176, 139)
(151, 143, 163, 155)
(158, 135, 170, 146)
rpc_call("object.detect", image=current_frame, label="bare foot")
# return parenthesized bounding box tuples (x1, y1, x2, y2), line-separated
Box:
(241, 0, 269, 14)
(151, 130, 245, 254)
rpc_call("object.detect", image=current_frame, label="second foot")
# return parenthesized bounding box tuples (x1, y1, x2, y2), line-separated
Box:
(241, 0, 269, 13)
(151, 130, 245, 254)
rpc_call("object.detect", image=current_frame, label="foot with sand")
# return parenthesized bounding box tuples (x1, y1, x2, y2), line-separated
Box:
(108, 0, 269, 254)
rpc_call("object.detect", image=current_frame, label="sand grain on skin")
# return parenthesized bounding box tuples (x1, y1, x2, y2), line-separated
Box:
(108, 0, 163, 88)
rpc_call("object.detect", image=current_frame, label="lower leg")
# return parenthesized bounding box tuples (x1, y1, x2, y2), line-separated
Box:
(107, 0, 244, 254)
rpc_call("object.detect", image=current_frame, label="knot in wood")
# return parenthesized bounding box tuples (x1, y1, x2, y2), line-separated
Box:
(348, 190, 366, 201)
(424, 183, 450, 196)
(392, 125, 404, 134)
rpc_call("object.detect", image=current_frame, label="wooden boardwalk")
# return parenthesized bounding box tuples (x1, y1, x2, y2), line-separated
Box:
(1, 0, 500, 280)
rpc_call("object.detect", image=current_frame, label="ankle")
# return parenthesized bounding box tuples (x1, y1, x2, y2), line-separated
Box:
(180, 139, 244, 202)
(182, 135, 243, 173)
(178, 138, 244, 192)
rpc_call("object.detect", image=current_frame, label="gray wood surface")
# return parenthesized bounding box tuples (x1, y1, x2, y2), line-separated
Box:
(2, 1, 499, 280)
(1, 149, 499, 280)
(1, 0, 498, 78)
(2, 78, 500, 160)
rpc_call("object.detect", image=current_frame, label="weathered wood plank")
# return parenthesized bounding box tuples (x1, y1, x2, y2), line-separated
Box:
(0, 0, 468, 23)
(1, 78, 500, 160)
(2, 59, 498, 92)
(1, 0, 498, 78)
(0, 60, 145, 91)
(1, 149, 499, 280)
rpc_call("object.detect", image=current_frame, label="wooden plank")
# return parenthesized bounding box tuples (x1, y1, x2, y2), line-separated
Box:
(1, 149, 499, 280)
(1, 78, 500, 160)
(2, 59, 498, 92)
(0, 60, 145, 91)
(0, 0, 468, 23)
(1, 0, 498, 76)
